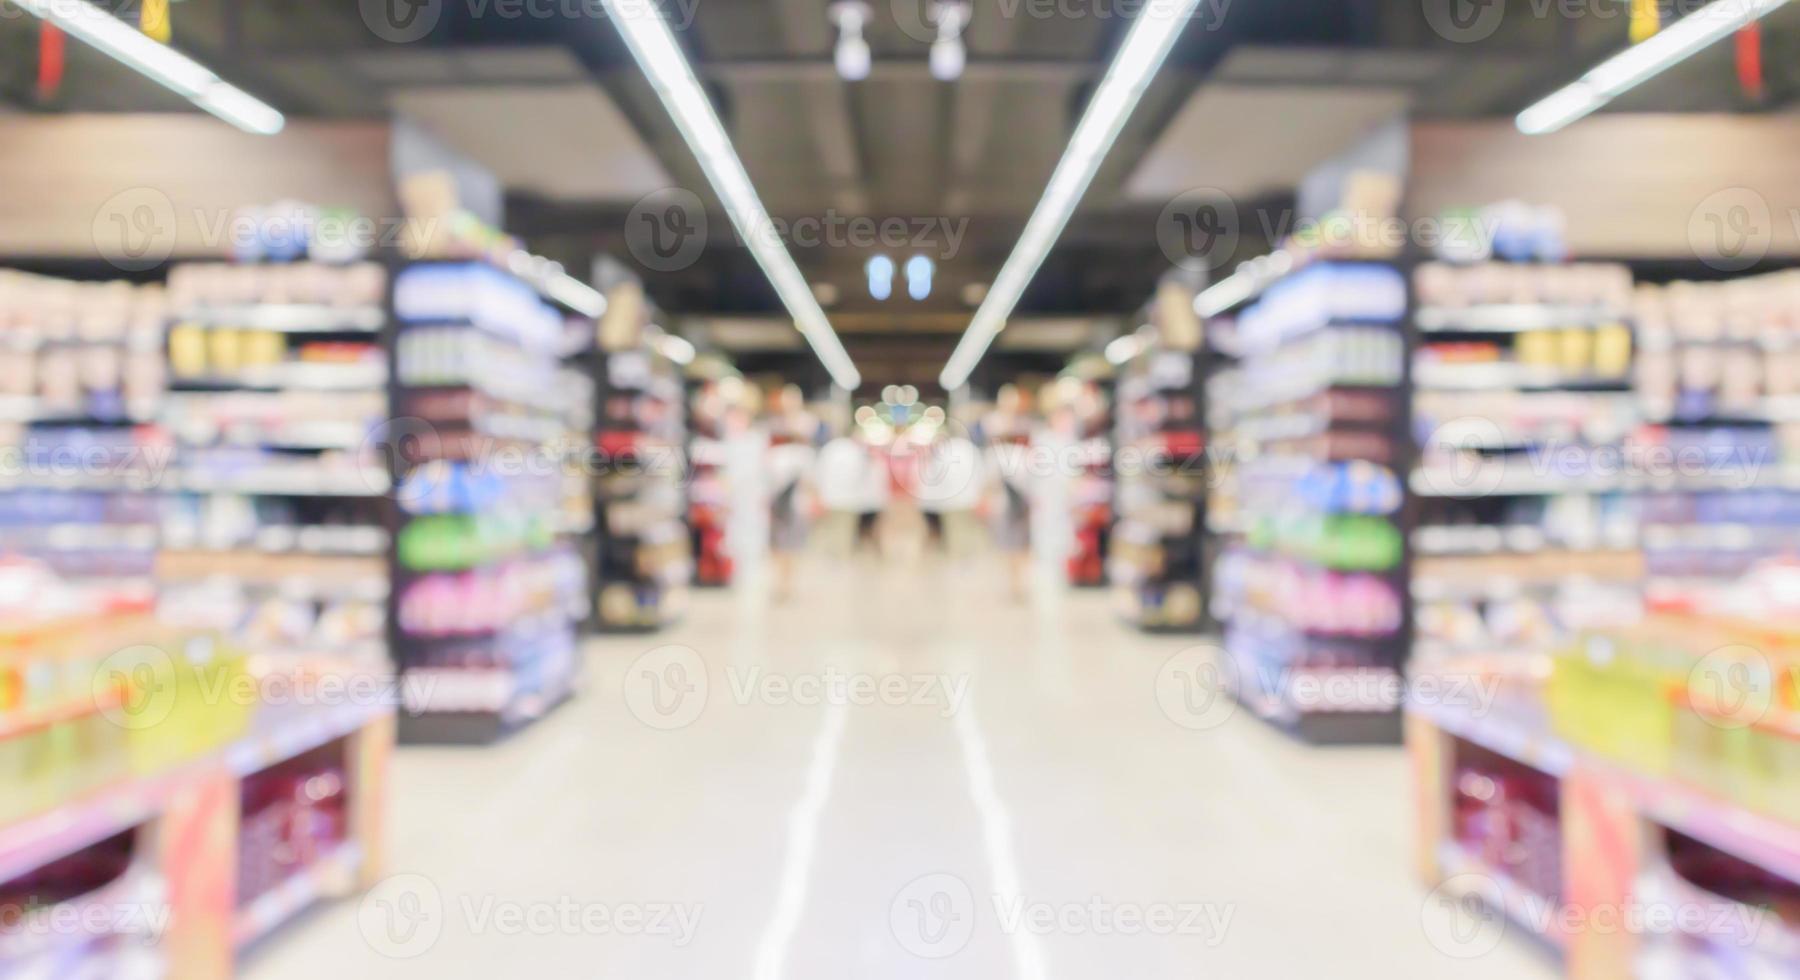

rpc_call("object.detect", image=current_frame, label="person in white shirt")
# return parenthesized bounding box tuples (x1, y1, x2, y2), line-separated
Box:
(978, 385, 1035, 600)
(764, 385, 820, 601)
(814, 433, 872, 556)
(915, 430, 983, 558)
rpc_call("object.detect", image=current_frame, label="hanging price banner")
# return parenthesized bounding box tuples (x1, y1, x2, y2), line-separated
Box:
(141, 0, 172, 42)
(1629, 0, 1660, 44)
(37, 22, 64, 99)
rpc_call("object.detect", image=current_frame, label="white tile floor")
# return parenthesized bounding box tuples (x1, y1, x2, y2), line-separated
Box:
(244, 556, 1560, 979)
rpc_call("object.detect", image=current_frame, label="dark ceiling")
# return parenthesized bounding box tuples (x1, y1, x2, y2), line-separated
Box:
(5, 0, 1799, 392)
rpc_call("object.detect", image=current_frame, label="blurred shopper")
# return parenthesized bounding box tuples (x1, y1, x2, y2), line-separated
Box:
(721, 396, 771, 581)
(765, 385, 821, 601)
(916, 428, 984, 558)
(854, 431, 891, 551)
(1031, 385, 1080, 584)
(877, 425, 928, 560)
(977, 385, 1035, 600)
(815, 431, 872, 556)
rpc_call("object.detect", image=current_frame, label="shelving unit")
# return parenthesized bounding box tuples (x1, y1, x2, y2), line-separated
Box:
(0, 256, 399, 975)
(1207, 259, 1413, 743)
(0, 272, 167, 599)
(0, 609, 392, 980)
(1408, 260, 1647, 711)
(1405, 259, 1800, 978)
(589, 324, 692, 633)
(159, 261, 392, 676)
(686, 377, 734, 588)
(1410, 632, 1800, 977)
(1108, 333, 1207, 631)
(1058, 370, 1113, 589)
(386, 261, 588, 743)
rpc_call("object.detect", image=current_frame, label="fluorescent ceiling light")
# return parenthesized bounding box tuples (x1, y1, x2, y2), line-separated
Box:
(939, 0, 1199, 390)
(8, 0, 283, 134)
(506, 249, 607, 318)
(654, 333, 697, 365)
(542, 272, 607, 318)
(601, 0, 861, 390)
(905, 255, 933, 301)
(1192, 250, 1293, 318)
(1103, 334, 1142, 365)
(1516, 0, 1788, 135)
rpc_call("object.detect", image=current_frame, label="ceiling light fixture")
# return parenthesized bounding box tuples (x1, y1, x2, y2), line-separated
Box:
(1192, 250, 1293, 318)
(1516, 0, 1789, 134)
(867, 255, 895, 301)
(905, 255, 934, 301)
(654, 334, 697, 365)
(601, 0, 861, 389)
(1103, 334, 1143, 365)
(929, 0, 970, 81)
(506, 250, 607, 318)
(938, 0, 1199, 390)
(830, 0, 873, 82)
(8, 0, 284, 134)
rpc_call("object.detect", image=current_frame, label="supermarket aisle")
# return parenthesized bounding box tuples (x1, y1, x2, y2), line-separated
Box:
(243, 557, 1556, 979)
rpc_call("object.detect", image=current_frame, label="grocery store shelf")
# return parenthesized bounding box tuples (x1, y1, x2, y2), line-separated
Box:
(1412, 524, 1638, 556)
(1609, 766, 1800, 888)
(1409, 700, 1575, 776)
(0, 690, 124, 741)
(1434, 839, 1567, 951)
(1411, 700, 1800, 884)
(0, 763, 195, 886)
(173, 469, 390, 497)
(0, 472, 162, 492)
(1414, 362, 1629, 391)
(0, 396, 159, 425)
(233, 841, 365, 949)
(0, 701, 393, 885)
(1410, 465, 1800, 497)
(1638, 864, 1800, 966)
(1415, 305, 1624, 333)
(175, 305, 385, 333)
(225, 701, 394, 777)
(172, 362, 387, 393)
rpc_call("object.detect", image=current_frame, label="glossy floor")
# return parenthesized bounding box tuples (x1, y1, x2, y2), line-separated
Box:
(244, 556, 1557, 979)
